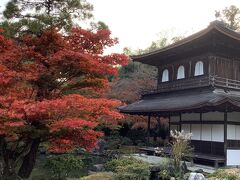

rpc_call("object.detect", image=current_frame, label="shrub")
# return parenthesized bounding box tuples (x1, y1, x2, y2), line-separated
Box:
(127, 129, 147, 146)
(105, 133, 133, 150)
(44, 154, 84, 179)
(208, 168, 240, 180)
(114, 164, 149, 180)
(105, 157, 150, 180)
(158, 159, 171, 180)
(170, 130, 193, 179)
(158, 169, 171, 180)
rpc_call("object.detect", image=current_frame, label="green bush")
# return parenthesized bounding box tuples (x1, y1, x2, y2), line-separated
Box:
(44, 154, 84, 179)
(208, 168, 240, 180)
(158, 159, 171, 180)
(105, 157, 150, 180)
(158, 169, 171, 180)
(105, 133, 133, 150)
(126, 129, 147, 146)
(170, 130, 193, 179)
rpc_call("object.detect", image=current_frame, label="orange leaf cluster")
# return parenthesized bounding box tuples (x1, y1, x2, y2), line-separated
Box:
(0, 28, 128, 152)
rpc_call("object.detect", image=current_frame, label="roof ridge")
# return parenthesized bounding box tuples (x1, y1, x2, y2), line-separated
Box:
(131, 20, 240, 61)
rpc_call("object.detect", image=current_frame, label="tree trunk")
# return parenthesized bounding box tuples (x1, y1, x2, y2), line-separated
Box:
(1, 138, 19, 180)
(2, 168, 19, 180)
(18, 139, 40, 178)
(2, 159, 19, 180)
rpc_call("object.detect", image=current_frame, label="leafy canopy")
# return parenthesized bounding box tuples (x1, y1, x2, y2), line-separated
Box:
(215, 5, 240, 31)
(1, 0, 95, 37)
(0, 26, 128, 152)
(0, 0, 129, 179)
(0, 26, 128, 178)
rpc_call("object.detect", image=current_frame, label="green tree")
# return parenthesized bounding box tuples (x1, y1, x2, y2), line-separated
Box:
(215, 5, 240, 31)
(1, 0, 95, 37)
(108, 33, 184, 140)
(125, 31, 184, 56)
(45, 154, 84, 179)
(0, 0, 127, 179)
(109, 32, 184, 103)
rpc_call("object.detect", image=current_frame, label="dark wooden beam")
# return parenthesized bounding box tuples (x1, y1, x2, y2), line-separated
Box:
(179, 113, 182, 131)
(170, 120, 240, 125)
(200, 113, 202, 141)
(168, 114, 171, 137)
(224, 106, 228, 165)
(181, 121, 224, 124)
(227, 140, 240, 149)
(156, 116, 161, 138)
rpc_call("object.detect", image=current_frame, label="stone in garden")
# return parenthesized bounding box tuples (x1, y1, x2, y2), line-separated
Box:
(92, 164, 105, 172)
(188, 172, 206, 180)
(181, 161, 188, 173)
(88, 170, 96, 175)
(195, 169, 204, 173)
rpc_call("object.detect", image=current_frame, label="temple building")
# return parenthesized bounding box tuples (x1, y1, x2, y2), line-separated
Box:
(119, 21, 240, 167)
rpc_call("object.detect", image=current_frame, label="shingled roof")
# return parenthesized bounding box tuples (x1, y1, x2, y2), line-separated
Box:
(131, 21, 240, 66)
(119, 87, 240, 115)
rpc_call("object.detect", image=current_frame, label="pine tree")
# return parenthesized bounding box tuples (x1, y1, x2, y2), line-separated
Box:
(1, 0, 94, 37)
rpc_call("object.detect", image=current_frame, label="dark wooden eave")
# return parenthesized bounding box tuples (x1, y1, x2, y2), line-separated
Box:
(131, 21, 240, 66)
(118, 87, 240, 116)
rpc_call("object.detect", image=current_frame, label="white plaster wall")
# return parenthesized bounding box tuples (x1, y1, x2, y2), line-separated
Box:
(182, 113, 200, 121)
(228, 112, 240, 122)
(227, 125, 236, 140)
(236, 126, 240, 140)
(212, 125, 224, 142)
(202, 112, 224, 121)
(227, 149, 240, 166)
(191, 124, 201, 140)
(201, 124, 212, 141)
(176, 124, 224, 142)
(227, 125, 240, 140)
(170, 112, 239, 142)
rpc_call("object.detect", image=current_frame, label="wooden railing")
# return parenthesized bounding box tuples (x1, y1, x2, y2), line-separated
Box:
(144, 75, 240, 95)
(158, 75, 210, 92)
(212, 76, 240, 90)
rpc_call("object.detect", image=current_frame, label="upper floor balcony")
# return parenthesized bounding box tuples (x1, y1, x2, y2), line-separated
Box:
(144, 75, 240, 95)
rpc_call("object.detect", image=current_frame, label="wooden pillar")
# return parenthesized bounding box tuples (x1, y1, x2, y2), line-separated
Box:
(189, 61, 192, 77)
(200, 113, 203, 140)
(157, 116, 161, 137)
(224, 106, 228, 165)
(147, 114, 151, 145)
(179, 113, 182, 131)
(168, 114, 171, 137)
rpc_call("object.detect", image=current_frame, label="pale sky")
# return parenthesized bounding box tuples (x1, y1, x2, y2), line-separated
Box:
(1, 0, 240, 53)
(88, 0, 240, 53)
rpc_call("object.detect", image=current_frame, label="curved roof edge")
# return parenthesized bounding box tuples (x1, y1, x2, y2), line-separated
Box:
(131, 20, 240, 63)
(118, 88, 240, 115)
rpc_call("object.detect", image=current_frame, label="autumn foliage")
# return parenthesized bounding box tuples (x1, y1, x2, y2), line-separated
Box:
(0, 27, 128, 177)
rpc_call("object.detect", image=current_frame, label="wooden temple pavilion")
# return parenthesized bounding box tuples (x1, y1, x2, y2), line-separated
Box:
(119, 21, 240, 167)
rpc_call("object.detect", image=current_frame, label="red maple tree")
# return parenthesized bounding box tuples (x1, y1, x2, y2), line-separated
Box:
(0, 28, 128, 178)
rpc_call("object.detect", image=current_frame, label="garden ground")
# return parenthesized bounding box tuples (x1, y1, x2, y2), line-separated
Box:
(25, 145, 240, 180)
